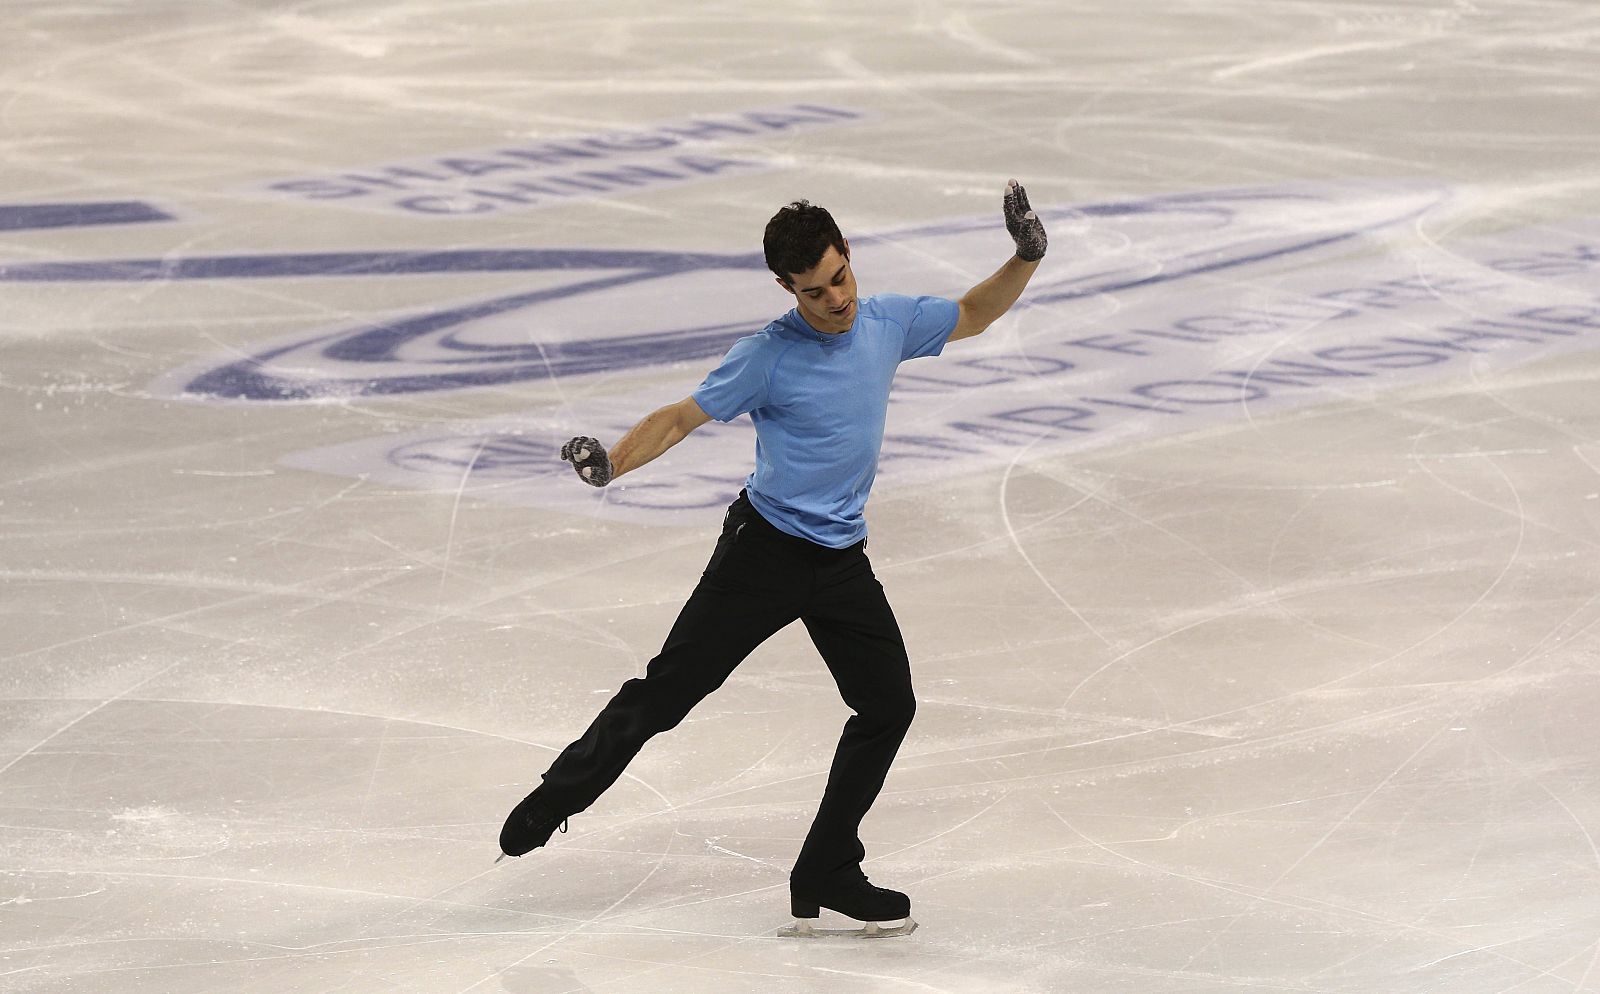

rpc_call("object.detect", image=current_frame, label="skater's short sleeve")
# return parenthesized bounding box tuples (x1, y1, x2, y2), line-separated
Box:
(692, 333, 778, 422)
(879, 293, 960, 361)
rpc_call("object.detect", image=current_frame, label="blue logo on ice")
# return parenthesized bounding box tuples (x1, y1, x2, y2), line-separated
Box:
(16, 181, 1600, 527)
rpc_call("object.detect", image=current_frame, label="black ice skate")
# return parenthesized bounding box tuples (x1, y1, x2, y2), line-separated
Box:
(780, 867, 917, 938)
(496, 778, 568, 862)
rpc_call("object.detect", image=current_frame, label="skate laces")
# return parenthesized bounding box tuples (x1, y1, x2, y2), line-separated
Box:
(531, 776, 568, 834)
(531, 802, 567, 834)
(829, 867, 883, 897)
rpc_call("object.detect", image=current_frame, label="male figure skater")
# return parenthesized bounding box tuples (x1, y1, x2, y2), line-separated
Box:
(501, 182, 1047, 935)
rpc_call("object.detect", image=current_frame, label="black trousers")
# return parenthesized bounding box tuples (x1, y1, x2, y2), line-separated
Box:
(541, 491, 916, 879)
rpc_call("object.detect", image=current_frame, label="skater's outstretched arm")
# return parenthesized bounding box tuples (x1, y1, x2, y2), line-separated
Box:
(560, 396, 712, 487)
(949, 179, 1047, 343)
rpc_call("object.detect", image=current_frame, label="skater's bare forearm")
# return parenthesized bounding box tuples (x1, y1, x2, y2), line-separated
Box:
(607, 396, 712, 480)
(950, 255, 1041, 342)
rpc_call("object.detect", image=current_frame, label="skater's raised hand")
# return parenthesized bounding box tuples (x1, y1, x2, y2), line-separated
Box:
(1003, 179, 1047, 262)
(560, 436, 612, 487)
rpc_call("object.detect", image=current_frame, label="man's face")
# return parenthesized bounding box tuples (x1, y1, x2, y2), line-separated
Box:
(778, 240, 857, 334)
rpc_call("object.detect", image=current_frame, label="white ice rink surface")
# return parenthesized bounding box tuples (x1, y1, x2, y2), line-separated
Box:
(6, 2, 1600, 992)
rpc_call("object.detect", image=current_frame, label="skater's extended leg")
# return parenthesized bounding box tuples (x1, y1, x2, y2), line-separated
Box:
(501, 496, 805, 857)
(540, 572, 797, 813)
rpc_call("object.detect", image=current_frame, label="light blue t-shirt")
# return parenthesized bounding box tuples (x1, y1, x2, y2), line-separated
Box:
(692, 293, 961, 547)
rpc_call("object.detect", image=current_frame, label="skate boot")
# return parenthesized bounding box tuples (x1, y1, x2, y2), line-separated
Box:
(497, 777, 568, 861)
(780, 867, 917, 938)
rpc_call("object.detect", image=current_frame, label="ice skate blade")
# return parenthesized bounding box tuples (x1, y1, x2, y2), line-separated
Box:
(777, 917, 917, 939)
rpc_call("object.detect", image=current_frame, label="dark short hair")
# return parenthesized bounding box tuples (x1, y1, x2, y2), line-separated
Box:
(763, 200, 846, 282)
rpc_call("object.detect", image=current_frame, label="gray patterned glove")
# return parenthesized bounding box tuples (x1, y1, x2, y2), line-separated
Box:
(1003, 179, 1047, 262)
(560, 436, 612, 487)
